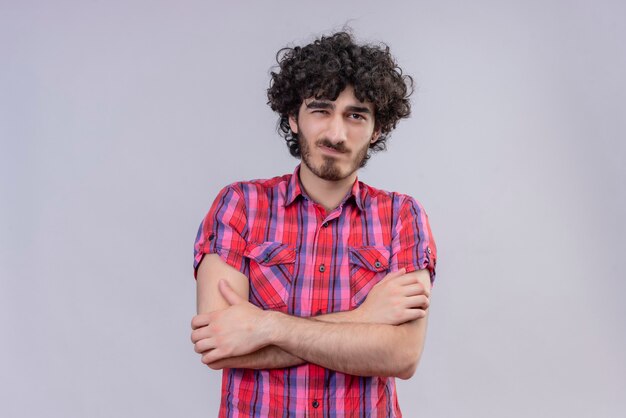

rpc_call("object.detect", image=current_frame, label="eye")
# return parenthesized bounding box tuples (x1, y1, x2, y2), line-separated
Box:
(348, 113, 366, 120)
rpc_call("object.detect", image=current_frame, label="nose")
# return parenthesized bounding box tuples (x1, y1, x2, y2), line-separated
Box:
(324, 114, 348, 144)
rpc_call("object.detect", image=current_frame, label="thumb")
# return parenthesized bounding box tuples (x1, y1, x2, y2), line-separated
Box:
(218, 279, 243, 305)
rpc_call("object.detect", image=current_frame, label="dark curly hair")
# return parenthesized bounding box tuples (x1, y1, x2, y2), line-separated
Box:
(267, 31, 414, 158)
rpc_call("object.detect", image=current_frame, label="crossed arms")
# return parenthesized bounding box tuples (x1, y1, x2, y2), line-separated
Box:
(190, 254, 431, 379)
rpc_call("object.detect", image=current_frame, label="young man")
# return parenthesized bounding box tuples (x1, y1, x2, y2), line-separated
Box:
(190, 32, 437, 417)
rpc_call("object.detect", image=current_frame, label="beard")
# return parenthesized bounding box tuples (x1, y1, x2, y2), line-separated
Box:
(298, 131, 371, 182)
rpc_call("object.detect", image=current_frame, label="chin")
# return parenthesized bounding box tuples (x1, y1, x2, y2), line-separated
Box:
(320, 161, 354, 181)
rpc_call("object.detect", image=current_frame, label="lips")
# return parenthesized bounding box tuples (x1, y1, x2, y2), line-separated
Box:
(318, 144, 347, 155)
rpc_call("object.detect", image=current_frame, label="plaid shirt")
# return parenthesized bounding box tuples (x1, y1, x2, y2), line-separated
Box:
(194, 165, 437, 417)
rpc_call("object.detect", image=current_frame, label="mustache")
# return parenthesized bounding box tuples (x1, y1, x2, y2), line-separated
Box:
(316, 139, 349, 153)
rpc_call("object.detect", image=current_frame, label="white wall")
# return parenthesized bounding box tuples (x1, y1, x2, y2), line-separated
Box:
(1, 1, 624, 416)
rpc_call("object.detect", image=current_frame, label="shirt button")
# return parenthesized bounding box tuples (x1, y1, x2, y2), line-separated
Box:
(312, 400, 319, 408)
(374, 260, 382, 268)
(319, 264, 325, 273)
(322, 222, 328, 228)
(427, 246, 432, 254)
(208, 233, 215, 241)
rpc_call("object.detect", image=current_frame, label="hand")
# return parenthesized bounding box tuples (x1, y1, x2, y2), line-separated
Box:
(190, 280, 273, 365)
(356, 268, 430, 325)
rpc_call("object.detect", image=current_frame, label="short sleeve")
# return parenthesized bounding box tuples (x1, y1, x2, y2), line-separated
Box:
(193, 184, 248, 278)
(390, 196, 437, 284)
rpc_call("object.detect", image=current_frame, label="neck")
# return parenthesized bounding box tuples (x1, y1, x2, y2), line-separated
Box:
(298, 164, 357, 212)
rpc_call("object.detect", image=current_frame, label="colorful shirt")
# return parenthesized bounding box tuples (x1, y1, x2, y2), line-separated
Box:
(194, 165, 437, 417)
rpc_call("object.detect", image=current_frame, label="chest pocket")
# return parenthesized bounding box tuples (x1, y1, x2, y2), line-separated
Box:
(349, 246, 391, 308)
(244, 241, 295, 312)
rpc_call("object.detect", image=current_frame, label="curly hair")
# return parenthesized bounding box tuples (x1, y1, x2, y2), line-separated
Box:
(267, 31, 414, 158)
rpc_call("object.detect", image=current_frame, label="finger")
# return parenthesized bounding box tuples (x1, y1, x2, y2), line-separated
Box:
(394, 274, 421, 286)
(190, 326, 212, 344)
(404, 308, 427, 321)
(194, 338, 216, 353)
(390, 273, 426, 287)
(402, 284, 429, 297)
(401, 281, 430, 298)
(382, 268, 406, 282)
(207, 361, 225, 371)
(202, 348, 226, 365)
(403, 295, 430, 310)
(219, 279, 243, 305)
(191, 314, 211, 330)
(388, 308, 426, 325)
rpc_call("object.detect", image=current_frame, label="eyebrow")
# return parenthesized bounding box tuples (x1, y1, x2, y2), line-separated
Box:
(305, 100, 372, 114)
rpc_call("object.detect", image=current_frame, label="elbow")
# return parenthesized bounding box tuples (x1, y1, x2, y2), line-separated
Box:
(391, 321, 427, 380)
(397, 359, 418, 380)
(395, 346, 422, 380)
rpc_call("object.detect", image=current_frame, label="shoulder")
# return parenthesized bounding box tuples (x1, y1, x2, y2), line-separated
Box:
(217, 173, 292, 204)
(359, 181, 428, 215)
(241, 173, 291, 191)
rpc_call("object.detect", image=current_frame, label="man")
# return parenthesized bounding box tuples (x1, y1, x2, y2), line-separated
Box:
(190, 31, 437, 417)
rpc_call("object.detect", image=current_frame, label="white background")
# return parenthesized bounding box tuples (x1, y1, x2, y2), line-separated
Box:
(1, 1, 625, 416)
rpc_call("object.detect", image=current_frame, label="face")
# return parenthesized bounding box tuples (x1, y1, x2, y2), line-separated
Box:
(289, 85, 380, 182)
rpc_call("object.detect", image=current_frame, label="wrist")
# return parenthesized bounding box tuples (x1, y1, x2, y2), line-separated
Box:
(261, 310, 284, 345)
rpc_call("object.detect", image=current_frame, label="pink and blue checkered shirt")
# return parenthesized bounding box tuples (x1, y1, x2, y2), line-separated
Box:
(194, 165, 437, 417)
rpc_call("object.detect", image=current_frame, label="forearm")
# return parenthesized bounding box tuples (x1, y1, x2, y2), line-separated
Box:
(207, 309, 363, 370)
(268, 312, 427, 379)
(314, 309, 363, 323)
(196, 269, 431, 375)
(207, 345, 302, 370)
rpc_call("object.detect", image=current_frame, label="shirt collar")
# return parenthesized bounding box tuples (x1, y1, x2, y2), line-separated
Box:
(285, 164, 366, 211)
(284, 165, 304, 207)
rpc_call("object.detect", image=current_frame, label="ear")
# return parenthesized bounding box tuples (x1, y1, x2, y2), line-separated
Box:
(288, 114, 298, 134)
(370, 129, 381, 144)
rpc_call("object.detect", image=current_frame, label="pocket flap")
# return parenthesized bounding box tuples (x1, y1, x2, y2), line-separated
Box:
(348, 246, 390, 272)
(244, 242, 296, 266)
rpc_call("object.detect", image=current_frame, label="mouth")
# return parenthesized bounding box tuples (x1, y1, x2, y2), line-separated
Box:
(318, 144, 347, 156)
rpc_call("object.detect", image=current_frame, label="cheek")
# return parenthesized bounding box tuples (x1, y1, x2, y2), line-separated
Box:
(351, 129, 376, 146)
